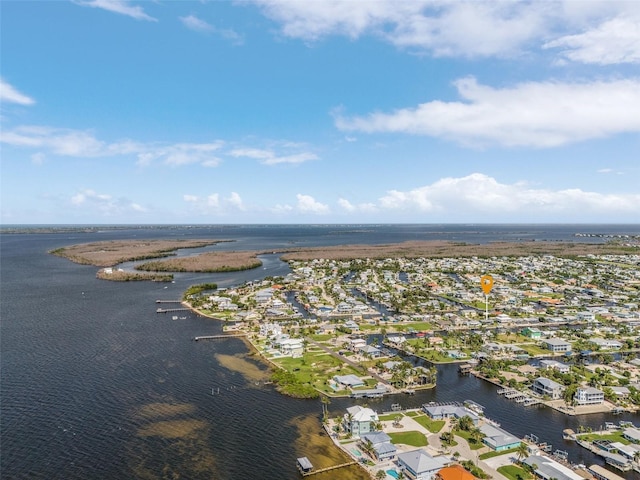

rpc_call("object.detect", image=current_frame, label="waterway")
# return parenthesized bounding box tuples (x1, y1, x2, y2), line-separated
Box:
(2, 225, 639, 479)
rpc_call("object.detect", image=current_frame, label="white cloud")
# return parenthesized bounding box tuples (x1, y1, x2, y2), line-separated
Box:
(0, 125, 224, 167)
(180, 14, 244, 44)
(335, 77, 640, 147)
(0, 79, 35, 105)
(182, 192, 246, 214)
(375, 173, 640, 217)
(544, 14, 640, 64)
(229, 146, 318, 165)
(74, 0, 157, 21)
(180, 14, 215, 33)
(338, 198, 377, 213)
(295, 194, 330, 214)
(70, 188, 145, 216)
(252, 1, 554, 57)
(1, 126, 107, 156)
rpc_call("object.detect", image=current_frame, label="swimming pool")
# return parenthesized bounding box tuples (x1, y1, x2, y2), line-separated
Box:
(386, 469, 399, 479)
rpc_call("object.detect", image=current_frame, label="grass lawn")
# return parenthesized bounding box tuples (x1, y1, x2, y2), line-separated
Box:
(480, 447, 518, 460)
(388, 431, 428, 447)
(380, 413, 403, 422)
(412, 415, 446, 433)
(455, 430, 485, 450)
(578, 432, 629, 444)
(497, 464, 532, 480)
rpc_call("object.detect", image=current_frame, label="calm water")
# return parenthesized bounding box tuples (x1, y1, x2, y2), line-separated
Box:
(2, 225, 639, 479)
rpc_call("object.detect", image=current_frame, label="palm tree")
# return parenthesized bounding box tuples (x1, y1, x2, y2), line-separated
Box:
(457, 415, 474, 432)
(321, 394, 331, 423)
(469, 426, 485, 446)
(375, 471, 386, 480)
(516, 442, 529, 464)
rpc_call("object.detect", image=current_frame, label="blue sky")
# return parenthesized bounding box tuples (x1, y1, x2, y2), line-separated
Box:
(1, 0, 639, 224)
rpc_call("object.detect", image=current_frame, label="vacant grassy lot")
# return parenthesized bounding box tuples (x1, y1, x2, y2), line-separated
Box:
(388, 431, 428, 447)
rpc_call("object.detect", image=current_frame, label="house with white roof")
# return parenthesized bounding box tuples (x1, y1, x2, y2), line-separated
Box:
(359, 431, 396, 461)
(532, 377, 564, 399)
(623, 427, 640, 444)
(539, 359, 570, 374)
(333, 374, 365, 390)
(480, 423, 522, 451)
(343, 405, 379, 438)
(422, 405, 479, 425)
(524, 455, 584, 480)
(396, 449, 450, 480)
(574, 386, 604, 405)
(542, 338, 572, 353)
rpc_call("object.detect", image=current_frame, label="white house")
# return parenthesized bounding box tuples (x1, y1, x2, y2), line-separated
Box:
(532, 377, 564, 399)
(574, 386, 604, 405)
(343, 405, 379, 438)
(396, 449, 449, 480)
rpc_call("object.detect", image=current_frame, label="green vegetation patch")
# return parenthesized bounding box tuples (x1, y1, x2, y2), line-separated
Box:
(497, 465, 533, 480)
(412, 415, 445, 433)
(388, 431, 428, 447)
(480, 447, 518, 460)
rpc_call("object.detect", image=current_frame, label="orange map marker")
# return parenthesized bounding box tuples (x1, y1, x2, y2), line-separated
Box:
(480, 275, 494, 294)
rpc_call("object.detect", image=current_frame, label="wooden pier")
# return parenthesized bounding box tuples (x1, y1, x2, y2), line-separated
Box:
(301, 461, 357, 476)
(157, 307, 190, 313)
(194, 334, 247, 341)
(156, 300, 182, 304)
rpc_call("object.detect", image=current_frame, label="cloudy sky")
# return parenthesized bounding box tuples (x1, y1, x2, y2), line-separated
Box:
(2, 0, 639, 224)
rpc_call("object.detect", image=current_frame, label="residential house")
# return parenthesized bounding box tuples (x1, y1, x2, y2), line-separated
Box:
(574, 387, 604, 405)
(542, 338, 572, 353)
(422, 405, 479, 425)
(521, 327, 542, 339)
(589, 337, 623, 350)
(623, 427, 640, 444)
(343, 406, 379, 438)
(359, 431, 396, 461)
(531, 377, 564, 399)
(333, 374, 365, 390)
(539, 359, 570, 374)
(435, 465, 476, 480)
(479, 423, 522, 452)
(396, 449, 450, 480)
(523, 455, 584, 480)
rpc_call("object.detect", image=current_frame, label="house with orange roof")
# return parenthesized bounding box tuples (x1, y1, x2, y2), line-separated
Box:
(436, 464, 476, 480)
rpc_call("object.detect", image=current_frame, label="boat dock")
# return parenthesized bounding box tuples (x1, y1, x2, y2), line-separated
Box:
(157, 307, 190, 313)
(497, 388, 540, 406)
(194, 334, 247, 341)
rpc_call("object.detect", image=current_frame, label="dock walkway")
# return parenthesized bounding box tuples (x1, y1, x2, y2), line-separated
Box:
(301, 461, 357, 476)
(194, 334, 247, 341)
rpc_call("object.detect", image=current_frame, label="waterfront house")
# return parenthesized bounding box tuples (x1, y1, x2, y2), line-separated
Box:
(422, 405, 479, 425)
(359, 431, 396, 461)
(396, 449, 450, 480)
(541, 338, 572, 353)
(274, 337, 304, 357)
(610, 442, 640, 461)
(479, 423, 521, 451)
(589, 337, 623, 350)
(333, 374, 365, 389)
(523, 455, 584, 480)
(623, 427, 640, 444)
(359, 345, 382, 358)
(531, 377, 564, 399)
(574, 386, 604, 405)
(343, 405, 379, 438)
(539, 359, 570, 374)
